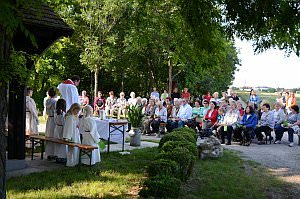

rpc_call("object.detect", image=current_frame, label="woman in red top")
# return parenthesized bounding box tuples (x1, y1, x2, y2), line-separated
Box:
(203, 101, 218, 129)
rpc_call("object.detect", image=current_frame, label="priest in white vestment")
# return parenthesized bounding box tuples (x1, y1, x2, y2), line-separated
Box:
(57, 75, 80, 112)
(81, 105, 101, 165)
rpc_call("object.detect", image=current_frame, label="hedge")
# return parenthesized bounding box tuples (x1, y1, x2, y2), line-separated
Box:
(160, 140, 197, 156)
(139, 175, 181, 199)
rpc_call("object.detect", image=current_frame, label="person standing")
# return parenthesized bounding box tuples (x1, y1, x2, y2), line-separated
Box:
(57, 75, 81, 111)
(81, 105, 101, 165)
(25, 87, 39, 136)
(150, 87, 160, 99)
(45, 87, 57, 159)
(181, 87, 191, 100)
(249, 89, 260, 110)
(171, 87, 181, 101)
(54, 99, 67, 163)
(63, 103, 81, 167)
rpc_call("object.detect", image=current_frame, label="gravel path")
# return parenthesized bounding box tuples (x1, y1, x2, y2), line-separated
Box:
(224, 131, 300, 197)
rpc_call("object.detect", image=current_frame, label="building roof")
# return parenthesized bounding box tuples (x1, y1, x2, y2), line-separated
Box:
(17, 3, 73, 35)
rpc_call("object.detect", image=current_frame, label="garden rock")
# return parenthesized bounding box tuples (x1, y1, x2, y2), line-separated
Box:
(197, 136, 223, 159)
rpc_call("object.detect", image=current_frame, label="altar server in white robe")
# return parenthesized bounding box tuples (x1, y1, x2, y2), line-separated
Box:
(63, 103, 81, 167)
(25, 87, 39, 147)
(54, 99, 67, 161)
(26, 87, 39, 136)
(81, 105, 101, 165)
(45, 88, 57, 158)
(57, 75, 81, 112)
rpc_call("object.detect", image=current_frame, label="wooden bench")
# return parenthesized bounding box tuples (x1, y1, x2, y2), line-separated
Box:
(26, 135, 98, 166)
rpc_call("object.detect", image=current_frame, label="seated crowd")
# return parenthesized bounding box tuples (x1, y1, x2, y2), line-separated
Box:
(92, 87, 300, 147)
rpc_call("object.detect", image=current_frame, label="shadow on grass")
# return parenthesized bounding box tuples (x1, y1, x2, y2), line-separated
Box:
(7, 147, 158, 198)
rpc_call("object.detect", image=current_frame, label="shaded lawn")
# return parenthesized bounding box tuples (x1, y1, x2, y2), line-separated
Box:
(7, 147, 158, 199)
(8, 148, 297, 199)
(180, 150, 295, 199)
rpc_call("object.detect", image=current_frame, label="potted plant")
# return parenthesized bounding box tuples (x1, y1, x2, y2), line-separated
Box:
(127, 105, 144, 146)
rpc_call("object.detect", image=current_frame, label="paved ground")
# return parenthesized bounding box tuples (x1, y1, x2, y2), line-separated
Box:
(223, 131, 300, 197)
(7, 135, 159, 179)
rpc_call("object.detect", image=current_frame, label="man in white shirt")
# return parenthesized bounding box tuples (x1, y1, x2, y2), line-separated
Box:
(174, 98, 193, 128)
(57, 75, 81, 111)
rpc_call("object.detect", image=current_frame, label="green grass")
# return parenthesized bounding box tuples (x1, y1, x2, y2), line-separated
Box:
(179, 150, 293, 199)
(7, 147, 158, 199)
(8, 148, 296, 199)
(237, 91, 300, 106)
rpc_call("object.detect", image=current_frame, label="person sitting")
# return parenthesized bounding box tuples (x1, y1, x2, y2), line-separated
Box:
(219, 101, 240, 145)
(235, 106, 257, 146)
(142, 98, 156, 135)
(94, 91, 105, 115)
(150, 101, 167, 134)
(141, 98, 148, 114)
(167, 98, 181, 132)
(210, 92, 221, 106)
(211, 108, 226, 139)
(128, 91, 137, 107)
(200, 99, 210, 118)
(116, 92, 127, 118)
(286, 91, 297, 114)
(105, 91, 116, 116)
(161, 89, 169, 101)
(281, 105, 300, 147)
(254, 103, 274, 145)
(237, 100, 245, 119)
(165, 97, 173, 118)
(79, 90, 89, 106)
(273, 102, 287, 144)
(171, 98, 192, 129)
(191, 100, 202, 132)
(219, 99, 229, 113)
(202, 101, 218, 130)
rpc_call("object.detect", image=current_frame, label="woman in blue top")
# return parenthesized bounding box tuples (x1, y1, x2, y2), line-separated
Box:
(235, 106, 257, 146)
(249, 89, 260, 110)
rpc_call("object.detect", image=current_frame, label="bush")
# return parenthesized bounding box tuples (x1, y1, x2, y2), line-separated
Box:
(160, 140, 197, 156)
(157, 147, 196, 181)
(158, 132, 192, 148)
(147, 159, 179, 178)
(172, 130, 197, 143)
(139, 175, 181, 199)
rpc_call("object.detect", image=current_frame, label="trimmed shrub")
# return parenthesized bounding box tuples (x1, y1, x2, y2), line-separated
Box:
(172, 127, 197, 138)
(160, 140, 197, 156)
(147, 159, 179, 178)
(172, 130, 197, 143)
(158, 133, 189, 148)
(157, 147, 196, 181)
(139, 175, 181, 199)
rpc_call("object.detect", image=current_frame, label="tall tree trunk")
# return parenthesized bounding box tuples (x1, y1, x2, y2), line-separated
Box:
(168, 58, 172, 95)
(0, 25, 10, 199)
(94, 65, 99, 101)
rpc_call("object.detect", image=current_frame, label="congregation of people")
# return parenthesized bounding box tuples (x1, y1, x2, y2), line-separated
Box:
(25, 75, 300, 167)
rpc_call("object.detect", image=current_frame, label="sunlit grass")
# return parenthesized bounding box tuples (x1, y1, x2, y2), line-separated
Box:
(180, 150, 294, 199)
(7, 147, 158, 199)
(8, 148, 297, 199)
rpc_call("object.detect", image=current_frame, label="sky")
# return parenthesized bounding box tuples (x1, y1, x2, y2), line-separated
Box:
(232, 38, 300, 89)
